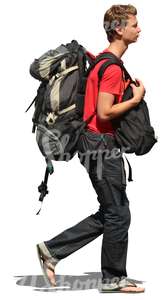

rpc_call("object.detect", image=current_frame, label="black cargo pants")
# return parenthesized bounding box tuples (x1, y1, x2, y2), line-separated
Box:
(43, 130, 131, 283)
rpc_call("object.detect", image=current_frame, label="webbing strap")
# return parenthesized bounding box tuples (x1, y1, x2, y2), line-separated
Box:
(124, 155, 133, 182)
(55, 65, 78, 78)
(36, 159, 54, 215)
(85, 52, 124, 123)
(98, 53, 132, 83)
(58, 104, 76, 115)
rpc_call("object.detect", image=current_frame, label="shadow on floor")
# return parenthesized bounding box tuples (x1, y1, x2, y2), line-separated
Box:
(14, 272, 145, 292)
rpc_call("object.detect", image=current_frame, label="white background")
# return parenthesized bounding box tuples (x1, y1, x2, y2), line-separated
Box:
(1, 0, 167, 299)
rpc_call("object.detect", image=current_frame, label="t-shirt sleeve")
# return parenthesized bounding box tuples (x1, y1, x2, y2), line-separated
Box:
(99, 64, 122, 95)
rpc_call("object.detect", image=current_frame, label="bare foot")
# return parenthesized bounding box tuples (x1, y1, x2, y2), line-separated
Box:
(120, 286, 145, 293)
(43, 261, 56, 287)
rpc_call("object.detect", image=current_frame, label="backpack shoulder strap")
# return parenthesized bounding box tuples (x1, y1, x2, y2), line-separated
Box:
(85, 52, 132, 86)
(97, 52, 132, 83)
(86, 52, 121, 74)
(86, 53, 133, 121)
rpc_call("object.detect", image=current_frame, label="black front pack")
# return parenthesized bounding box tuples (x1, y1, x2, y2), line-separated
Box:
(113, 84, 157, 155)
(97, 53, 157, 155)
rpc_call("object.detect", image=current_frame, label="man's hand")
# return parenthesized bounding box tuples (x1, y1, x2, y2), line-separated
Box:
(97, 78, 146, 121)
(130, 78, 145, 104)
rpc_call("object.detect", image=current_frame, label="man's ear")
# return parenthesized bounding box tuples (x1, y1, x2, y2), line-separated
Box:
(115, 19, 127, 37)
(115, 25, 124, 37)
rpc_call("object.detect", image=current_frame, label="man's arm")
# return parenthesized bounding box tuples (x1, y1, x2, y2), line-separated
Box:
(97, 79, 145, 121)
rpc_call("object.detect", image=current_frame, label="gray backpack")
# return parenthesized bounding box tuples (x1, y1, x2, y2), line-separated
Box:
(26, 40, 119, 213)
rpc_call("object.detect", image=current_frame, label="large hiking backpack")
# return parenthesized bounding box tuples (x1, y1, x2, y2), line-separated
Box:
(28, 40, 95, 159)
(26, 40, 122, 213)
(26, 40, 157, 213)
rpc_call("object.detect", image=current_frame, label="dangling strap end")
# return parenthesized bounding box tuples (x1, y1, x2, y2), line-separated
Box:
(36, 202, 43, 215)
(32, 123, 36, 133)
(46, 159, 54, 175)
(124, 155, 133, 182)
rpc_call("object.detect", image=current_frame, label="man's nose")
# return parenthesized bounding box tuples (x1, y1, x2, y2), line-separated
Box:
(137, 26, 141, 33)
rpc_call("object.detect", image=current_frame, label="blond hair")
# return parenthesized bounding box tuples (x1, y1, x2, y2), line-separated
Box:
(104, 4, 137, 42)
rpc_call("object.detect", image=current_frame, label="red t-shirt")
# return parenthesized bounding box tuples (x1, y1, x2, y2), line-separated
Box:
(83, 49, 129, 135)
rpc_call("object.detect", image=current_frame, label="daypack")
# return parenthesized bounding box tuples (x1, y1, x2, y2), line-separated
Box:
(26, 40, 157, 213)
(97, 56, 158, 155)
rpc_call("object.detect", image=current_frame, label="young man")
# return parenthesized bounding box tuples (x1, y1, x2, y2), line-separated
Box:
(36, 4, 145, 293)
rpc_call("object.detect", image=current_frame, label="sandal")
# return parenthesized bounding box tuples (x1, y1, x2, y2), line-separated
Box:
(36, 243, 58, 287)
(100, 277, 145, 293)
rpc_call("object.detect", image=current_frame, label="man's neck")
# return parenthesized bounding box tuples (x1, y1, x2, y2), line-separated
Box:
(107, 40, 128, 59)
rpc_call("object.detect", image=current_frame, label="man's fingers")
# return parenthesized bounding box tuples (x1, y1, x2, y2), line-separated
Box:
(134, 78, 141, 86)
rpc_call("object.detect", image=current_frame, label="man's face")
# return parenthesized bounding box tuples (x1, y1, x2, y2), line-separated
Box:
(121, 15, 141, 44)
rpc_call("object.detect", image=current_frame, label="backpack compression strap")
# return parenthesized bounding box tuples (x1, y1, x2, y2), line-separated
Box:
(36, 158, 54, 215)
